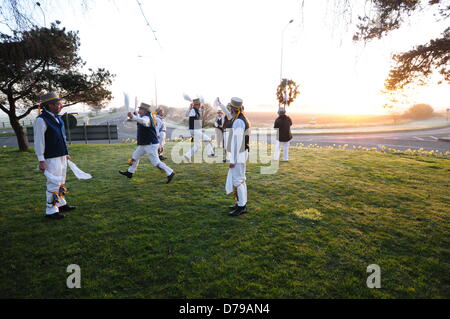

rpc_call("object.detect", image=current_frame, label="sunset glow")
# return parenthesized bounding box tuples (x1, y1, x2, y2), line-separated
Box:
(2, 0, 448, 115)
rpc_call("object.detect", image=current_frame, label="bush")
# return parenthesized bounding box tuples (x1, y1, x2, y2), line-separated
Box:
(403, 104, 434, 120)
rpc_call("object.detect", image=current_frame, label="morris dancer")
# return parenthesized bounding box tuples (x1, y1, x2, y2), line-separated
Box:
(216, 97, 250, 216)
(119, 103, 175, 183)
(214, 109, 225, 148)
(155, 107, 167, 161)
(34, 92, 76, 220)
(183, 97, 215, 161)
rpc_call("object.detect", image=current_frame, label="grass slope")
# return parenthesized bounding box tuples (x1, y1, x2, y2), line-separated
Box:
(0, 143, 449, 298)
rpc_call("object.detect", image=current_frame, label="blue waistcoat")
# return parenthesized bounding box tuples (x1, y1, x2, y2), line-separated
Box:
(38, 110, 69, 159)
(137, 114, 159, 145)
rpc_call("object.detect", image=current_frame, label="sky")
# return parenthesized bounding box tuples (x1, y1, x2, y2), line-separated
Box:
(4, 0, 450, 115)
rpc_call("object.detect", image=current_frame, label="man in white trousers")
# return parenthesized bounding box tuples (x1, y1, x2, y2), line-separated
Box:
(215, 100, 233, 163)
(273, 107, 293, 161)
(214, 109, 225, 148)
(34, 92, 76, 220)
(156, 108, 167, 161)
(216, 97, 251, 216)
(184, 98, 215, 161)
(119, 103, 175, 183)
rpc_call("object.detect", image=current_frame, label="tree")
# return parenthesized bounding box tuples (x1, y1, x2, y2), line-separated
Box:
(352, 0, 449, 91)
(403, 103, 434, 120)
(0, 23, 114, 151)
(201, 102, 215, 128)
(0, 0, 90, 30)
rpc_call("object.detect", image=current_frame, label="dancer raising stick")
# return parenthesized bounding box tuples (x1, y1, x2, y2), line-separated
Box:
(119, 103, 175, 183)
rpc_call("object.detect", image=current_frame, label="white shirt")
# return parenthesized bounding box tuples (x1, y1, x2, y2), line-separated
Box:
(157, 115, 166, 132)
(214, 116, 225, 128)
(218, 103, 233, 121)
(230, 118, 247, 165)
(186, 108, 200, 118)
(34, 110, 66, 162)
(131, 114, 150, 126)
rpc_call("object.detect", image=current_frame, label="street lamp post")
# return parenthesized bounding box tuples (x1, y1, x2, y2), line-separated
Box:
(36, 2, 52, 90)
(137, 55, 158, 108)
(35, 2, 46, 27)
(280, 19, 294, 82)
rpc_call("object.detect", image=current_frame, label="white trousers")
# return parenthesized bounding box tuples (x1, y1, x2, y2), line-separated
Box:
(223, 130, 230, 161)
(128, 144, 173, 176)
(159, 131, 166, 149)
(184, 129, 214, 158)
(215, 128, 224, 148)
(45, 156, 68, 215)
(274, 141, 290, 161)
(229, 152, 248, 207)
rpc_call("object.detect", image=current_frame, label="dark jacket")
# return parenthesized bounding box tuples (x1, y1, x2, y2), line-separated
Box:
(38, 110, 69, 159)
(188, 107, 201, 130)
(274, 115, 292, 142)
(137, 114, 159, 145)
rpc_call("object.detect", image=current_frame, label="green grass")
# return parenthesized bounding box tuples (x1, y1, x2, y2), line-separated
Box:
(0, 131, 15, 137)
(0, 143, 449, 298)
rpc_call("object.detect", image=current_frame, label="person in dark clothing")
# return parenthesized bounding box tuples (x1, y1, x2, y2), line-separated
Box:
(273, 107, 293, 161)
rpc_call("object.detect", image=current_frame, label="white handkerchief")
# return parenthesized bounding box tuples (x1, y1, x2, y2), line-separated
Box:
(225, 169, 233, 194)
(213, 97, 221, 108)
(183, 93, 192, 102)
(44, 170, 63, 184)
(68, 160, 92, 180)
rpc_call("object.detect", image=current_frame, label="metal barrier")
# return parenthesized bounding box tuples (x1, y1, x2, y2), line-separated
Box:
(1, 120, 34, 129)
(26, 123, 118, 144)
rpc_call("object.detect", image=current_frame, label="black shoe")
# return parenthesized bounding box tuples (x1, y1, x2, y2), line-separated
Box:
(45, 212, 65, 220)
(223, 158, 227, 163)
(229, 205, 247, 216)
(59, 205, 76, 212)
(167, 172, 175, 184)
(228, 204, 238, 211)
(119, 170, 133, 178)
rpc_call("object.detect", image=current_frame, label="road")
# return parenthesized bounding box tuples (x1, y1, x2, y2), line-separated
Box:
(1, 113, 449, 152)
(289, 126, 450, 152)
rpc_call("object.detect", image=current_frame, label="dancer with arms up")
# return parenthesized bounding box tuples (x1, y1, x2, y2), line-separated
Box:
(183, 96, 215, 161)
(119, 103, 175, 183)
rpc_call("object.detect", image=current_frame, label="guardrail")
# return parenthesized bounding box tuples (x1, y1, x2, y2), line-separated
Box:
(1, 119, 91, 129)
(1, 120, 34, 129)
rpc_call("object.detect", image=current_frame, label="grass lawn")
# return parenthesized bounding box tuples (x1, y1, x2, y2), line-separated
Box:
(0, 143, 449, 298)
(0, 132, 15, 137)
